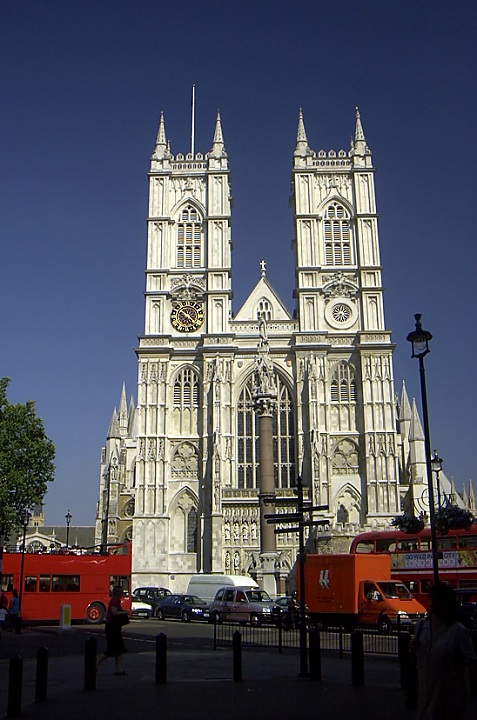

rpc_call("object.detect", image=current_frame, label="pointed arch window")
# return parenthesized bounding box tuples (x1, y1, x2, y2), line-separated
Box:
(173, 367, 200, 408)
(257, 299, 272, 322)
(324, 202, 352, 266)
(236, 374, 295, 490)
(331, 362, 357, 404)
(177, 204, 202, 268)
(187, 508, 198, 552)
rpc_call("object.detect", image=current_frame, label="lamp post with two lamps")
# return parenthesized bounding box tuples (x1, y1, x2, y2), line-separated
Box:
(431, 450, 443, 511)
(406, 314, 439, 585)
(65, 510, 72, 549)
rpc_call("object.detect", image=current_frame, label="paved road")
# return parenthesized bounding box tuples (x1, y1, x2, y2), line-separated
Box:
(1, 622, 476, 720)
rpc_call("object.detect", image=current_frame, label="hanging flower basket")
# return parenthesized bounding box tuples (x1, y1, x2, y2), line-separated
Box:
(434, 505, 474, 536)
(391, 513, 425, 534)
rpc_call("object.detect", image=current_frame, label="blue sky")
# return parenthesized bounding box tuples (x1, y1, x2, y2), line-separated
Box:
(1, 1, 476, 525)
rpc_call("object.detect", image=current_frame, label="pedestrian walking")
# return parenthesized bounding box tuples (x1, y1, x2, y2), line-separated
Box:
(96, 586, 129, 675)
(411, 581, 477, 720)
(8, 589, 20, 632)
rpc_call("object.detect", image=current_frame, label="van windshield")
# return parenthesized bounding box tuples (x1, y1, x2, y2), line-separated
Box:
(245, 590, 272, 603)
(377, 582, 412, 600)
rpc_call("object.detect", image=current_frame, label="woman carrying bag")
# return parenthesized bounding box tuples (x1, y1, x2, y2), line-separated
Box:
(96, 585, 129, 675)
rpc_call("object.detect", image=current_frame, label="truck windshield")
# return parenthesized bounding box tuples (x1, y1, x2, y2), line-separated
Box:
(377, 582, 412, 599)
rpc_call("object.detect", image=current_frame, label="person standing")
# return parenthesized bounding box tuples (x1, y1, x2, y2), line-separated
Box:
(8, 589, 20, 633)
(411, 581, 477, 720)
(96, 586, 129, 675)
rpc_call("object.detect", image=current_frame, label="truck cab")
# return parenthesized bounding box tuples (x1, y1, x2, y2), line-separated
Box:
(359, 580, 425, 633)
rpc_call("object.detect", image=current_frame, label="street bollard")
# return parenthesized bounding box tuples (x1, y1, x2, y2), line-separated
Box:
(7, 654, 23, 718)
(84, 636, 96, 691)
(155, 633, 167, 684)
(351, 631, 365, 685)
(233, 630, 242, 681)
(398, 632, 412, 690)
(35, 646, 49, 703)
(308, 627, 321, 681)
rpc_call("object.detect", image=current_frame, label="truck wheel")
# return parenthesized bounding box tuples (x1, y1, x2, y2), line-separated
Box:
(86, 602, 105, 624)
(250, 613, 261, 627)
(212, 611, 222, 624)
(377, 615, 392, 634)
(155, 608, 164, 620)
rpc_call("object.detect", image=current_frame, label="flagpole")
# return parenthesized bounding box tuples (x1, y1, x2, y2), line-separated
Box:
(191, 84, 195, 156)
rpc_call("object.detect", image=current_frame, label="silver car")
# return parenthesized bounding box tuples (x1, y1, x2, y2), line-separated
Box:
(209, 586, 277, 626)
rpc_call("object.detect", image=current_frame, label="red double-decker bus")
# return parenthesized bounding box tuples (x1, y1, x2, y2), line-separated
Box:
(0, 543, 131, 624)
(349, 525, 477, 609)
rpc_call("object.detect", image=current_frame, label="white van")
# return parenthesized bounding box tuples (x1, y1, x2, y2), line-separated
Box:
(186, 574, 258, 602)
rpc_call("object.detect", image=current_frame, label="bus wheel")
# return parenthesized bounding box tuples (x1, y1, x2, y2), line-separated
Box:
(377, 615, 392, 634)
(86, 602, 105, 624)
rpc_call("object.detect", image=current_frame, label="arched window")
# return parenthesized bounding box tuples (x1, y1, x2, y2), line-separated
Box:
(257, 298, 272, 321)
(177, 204, 202, 268)
(172, 367, 200, 435)
(236, 374, 295, 489)
(330, 362, 357, 404)
(187, 508, 198, 552)
(324, 202, 352, 265)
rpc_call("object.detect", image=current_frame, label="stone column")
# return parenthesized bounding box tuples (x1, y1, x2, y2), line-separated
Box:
(253, 317, 279, 596)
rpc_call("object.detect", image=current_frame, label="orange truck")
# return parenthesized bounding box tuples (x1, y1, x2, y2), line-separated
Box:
(298, 554, 426, 633)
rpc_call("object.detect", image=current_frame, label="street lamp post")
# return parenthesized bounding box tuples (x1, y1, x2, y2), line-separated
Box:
(18, 509, 31, 634)
(407, 314, 439, 584)
(431, 450, 443, 510)
(65, 510, 72, 549)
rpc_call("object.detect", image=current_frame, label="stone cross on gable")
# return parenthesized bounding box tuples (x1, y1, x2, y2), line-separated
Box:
(260, 259, 266, 277)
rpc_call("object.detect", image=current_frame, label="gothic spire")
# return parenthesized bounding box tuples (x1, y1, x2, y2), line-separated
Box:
(399, 381, 412, 423)
(210, 111, 227, 158)
(409, 399, 425, 442)
(152, 111, 167, 159)
(119, 383, 128, 431)
(350, 106, 371, 157)
(469, 480, 475, 511)
(294, 108, 310, 157)
(107, 409, 120, 440)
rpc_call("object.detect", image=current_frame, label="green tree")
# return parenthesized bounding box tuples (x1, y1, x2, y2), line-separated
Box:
(0, 378, 55, 535)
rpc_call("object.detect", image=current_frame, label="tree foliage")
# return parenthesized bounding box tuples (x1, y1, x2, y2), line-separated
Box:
(0, 378, 55, 534)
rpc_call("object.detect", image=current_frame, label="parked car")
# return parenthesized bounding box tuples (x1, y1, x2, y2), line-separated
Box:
(131, 586, 171, 614)
(131, 599, 153, 619)
(155, 594, 210, 622)
(272, 595, 301, 629)
(208, 586, 277, 626)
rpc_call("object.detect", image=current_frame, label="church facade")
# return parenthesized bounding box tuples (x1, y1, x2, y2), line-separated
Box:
(95, 107, 447, 592)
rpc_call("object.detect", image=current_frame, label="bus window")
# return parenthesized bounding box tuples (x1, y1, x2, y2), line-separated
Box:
(24, 576, 38, 592)
(39, 575, 51, 592)
(420, 537, 432, 551)
(1, 574, 14, 592)
(407, 581, 419, 595)
(458, 535, 477, 549)
(52, 575, 80, 592)
(396, 539, 419, 552)
(110, 575, 130, 593)
(437, 536, 457, 551)
(421, 580, 433, 594)
(354, 540, 374, 553)
(376, 539, 395, 553)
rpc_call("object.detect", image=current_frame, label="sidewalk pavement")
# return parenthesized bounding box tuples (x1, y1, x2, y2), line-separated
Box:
(1, 628, 476, 720)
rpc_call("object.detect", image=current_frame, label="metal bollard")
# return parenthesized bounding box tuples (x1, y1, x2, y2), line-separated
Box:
(233, 630, 242, 681)
(84, 636, 96, 691)
(351, 631, 365, 685)
(35, 646, 49, 703)
(155, 633, 167, 684)
(308, 627, 321, 681)
(7, 654, 23, 718)
(398, 632, 412, 690)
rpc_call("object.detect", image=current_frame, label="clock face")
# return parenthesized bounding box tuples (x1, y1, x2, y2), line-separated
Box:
(171, 301, 204, 333)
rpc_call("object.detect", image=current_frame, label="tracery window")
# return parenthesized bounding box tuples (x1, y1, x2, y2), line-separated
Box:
(324, 202, 352, 265)
(330, 362, 357, 403)
(236, 374, 295, 489)
(177, 204, 202, 268)
(257, 298, 272, 321)
(172, 367, 200, 435)
(187, 508, 198, 552)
